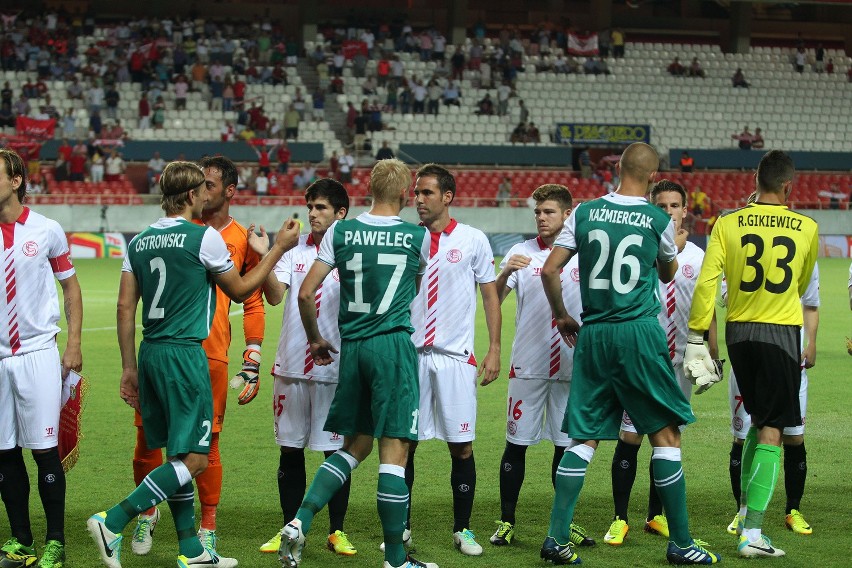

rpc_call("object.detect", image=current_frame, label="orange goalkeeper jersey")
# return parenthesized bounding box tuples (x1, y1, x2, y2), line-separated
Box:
(196, 217, 266, 363)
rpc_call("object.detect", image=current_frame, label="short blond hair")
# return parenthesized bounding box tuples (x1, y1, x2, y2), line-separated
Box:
(369, 159, 412, 204)
(159, 161, 205, 215)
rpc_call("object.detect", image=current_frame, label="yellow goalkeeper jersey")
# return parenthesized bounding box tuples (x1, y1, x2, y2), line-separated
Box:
(688, 202, 818, 331)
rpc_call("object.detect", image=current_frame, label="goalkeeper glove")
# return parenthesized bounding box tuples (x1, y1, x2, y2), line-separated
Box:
(696, 358, 725, 395)
(683, 330, 720, 391)
(230, 347, 261, 405)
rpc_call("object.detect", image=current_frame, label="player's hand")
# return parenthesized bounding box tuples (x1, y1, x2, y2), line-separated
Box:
(61, 343, 83, 380)
(501, 254, 531, 275)
(274, 218, 301, 252)
(478, 348, 501, 386)
(696, 358, 725, 395)
(119, 368, 140, 411)
(675, 228, 688, 253)
(247, 224, 270, 256)
(684, 332, 719, 390)
(846, 337, 852, 356)
(229, 347, 262, 404)
(555, 315, 580, 348)
(801, 342, 816, 369)
(309, 338, 339, 366)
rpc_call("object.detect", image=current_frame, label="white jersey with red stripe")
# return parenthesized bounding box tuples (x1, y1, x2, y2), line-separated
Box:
(411, 219, 495, 364)
(271, 233, 341, 383)
(0, 208, 75, 359)
(658, 241, 704, 366)
(502, 237, 582, 380)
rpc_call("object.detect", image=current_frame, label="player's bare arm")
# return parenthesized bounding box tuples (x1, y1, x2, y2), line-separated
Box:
(297, 260, 338, 365)
(116, 271, 141, 411)
(58, 273, 83, 376)
(708, 310, 720, 359)
(479, 281, 502, 386)
(215, 218, 299, 302)
(495, 254, 531, 302)
(542, 245, 579, 346)
(802, 305, 818, 368)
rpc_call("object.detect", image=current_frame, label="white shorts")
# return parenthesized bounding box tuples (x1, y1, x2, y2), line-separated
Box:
(417, 351, 477, 443)
(0, 347, 62, 450)
(505, 378, 572, 447)
(621, 364, 692, 434)
(729, 367, 808, 439)
(273, 376, 343, 452)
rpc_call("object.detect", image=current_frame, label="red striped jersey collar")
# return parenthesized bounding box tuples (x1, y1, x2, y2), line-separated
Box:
(421, 218, 458, 235)
(536, 235, 549, 250)
(11, 207, 30, 224)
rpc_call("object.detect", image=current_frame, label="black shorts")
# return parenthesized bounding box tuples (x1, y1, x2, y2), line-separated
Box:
(727, 322, 801, 431)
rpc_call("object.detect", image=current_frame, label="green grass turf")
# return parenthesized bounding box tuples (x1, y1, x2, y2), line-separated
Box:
(3, 257, 851, 567)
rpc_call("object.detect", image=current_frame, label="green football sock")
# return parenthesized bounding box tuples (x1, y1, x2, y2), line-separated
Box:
(296, 451, 354, 535)
(739, 427, 758, 507)
(744, 444, 781, 530)
(377, 468, 409, 567)
(167, 483, 204, 558)
(652, 449, 691, 548)
(105, 462, 182, 533)
(548, 450, 590, 543)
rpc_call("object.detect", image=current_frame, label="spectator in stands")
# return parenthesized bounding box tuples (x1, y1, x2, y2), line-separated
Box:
(362, 75, 378, 96)
(398, 84, 412, 114)
(102, 120, 126, 141)
(527, 122, 541, 143)
(511, 122, 528, 143)
(294, 161, 318, 189)
(497, 80, 512, 115)
(794, 46, 806, 73)
(375, 141, 394, 161)
(66, 77, 83, 100)
(254, 169, 269, 196)
(826, 58, 834, 74)
(89, 110, 103, 137)
(731, 125, 753, 149)
(518, 99, 530, 124)
(679, 151, 694, 172)
(104, 84, 120, 119)
(411, 78, 427, 114)
(138, 92, 151, 129)
(690, 186, 710, 216)
(0, 103, 13, 128)
(174, 75, 189, 110)
(443, 80, 461, 106)
(667, 57, 686, 76)
(427, 79, 442, 115)
(814, 44, 825, 72)
(152, 96, 166, 129)
(582, 57, 598, 75)
(332, 50, 345, 76)
(147, 151, 166, 190)
(276, 142, 291, 174)
(104, 148, 126, 182)
(284, 103, 300, 140)
(250, 140, 277, 175)
(220, 120, 236, 142)
(89, 149, 105, 183)
(329, 150, 340, 180)
(86, 79, 104, 115)
(612, 29, 625, 58)
(53, 154, 69, 182)
(337, 149, 355, 183)
(496, 176, 512, 207)
(688, 57, 706, 78)
(1, 83, 12, 107)
(191, 59, 208, 91)
(38, 95, 59, 120)
(476, 92, 495, 116)
(222, 76, 234, 111)
(579, 148, 593, 179)
(69, 147, 87, 182)
(731, 67, 749, 88)
(13, 94, 30, 118)
(451, 47, 466, 80)
(751, 127, 765, 150)
(293, 87, 307, 119)
(237, 164, 253, 191)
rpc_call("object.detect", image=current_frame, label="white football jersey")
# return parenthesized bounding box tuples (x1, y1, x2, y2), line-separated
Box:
(658, 241, 704, 366)
(0, 208, 75, 358)
(503, 237, 582, 380)
(272, 233, 341, 383)
(411, 220, 496, 364)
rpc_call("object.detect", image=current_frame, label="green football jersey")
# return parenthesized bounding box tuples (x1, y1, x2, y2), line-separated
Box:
(318, 213, 428, 340)
(124, 217, 234, 342)
(554, 193, 676, 324)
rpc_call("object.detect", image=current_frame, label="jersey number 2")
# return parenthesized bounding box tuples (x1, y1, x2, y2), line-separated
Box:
(148, 257, 167, 319)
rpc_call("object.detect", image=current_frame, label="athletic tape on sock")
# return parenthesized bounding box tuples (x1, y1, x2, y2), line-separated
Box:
(378, 463, 406, 478)
(652, 446, 682, 462)
(170, 459, 193, 486)
(568, 443, 595, 463)
(337, 450, 360, 471)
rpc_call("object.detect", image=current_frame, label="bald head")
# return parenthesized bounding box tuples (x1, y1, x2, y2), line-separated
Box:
(619, 143, 659, 184)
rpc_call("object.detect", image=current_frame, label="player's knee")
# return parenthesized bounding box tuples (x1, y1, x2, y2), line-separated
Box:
(782, 434, 804, 446)
(448, 441, 472, 459)
(648, 424, 681, 448)
(178, 453, 209, 478)
(503, 441, 527, 461)
(732, 437, 744, 446)
(618, 430, 643, 446)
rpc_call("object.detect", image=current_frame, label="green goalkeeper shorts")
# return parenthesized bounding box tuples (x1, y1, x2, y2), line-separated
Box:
(138, 340, 214, 456)
(325, 331, 420, 441)
(563, 319, 695, 440)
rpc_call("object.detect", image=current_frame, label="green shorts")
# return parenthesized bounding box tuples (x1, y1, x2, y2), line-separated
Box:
(138, 341, 214, 456)
(325, 331, 420, 441)
(563, 319, 695, 440)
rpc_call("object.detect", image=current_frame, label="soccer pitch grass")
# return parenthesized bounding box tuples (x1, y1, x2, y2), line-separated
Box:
(4, 257, 850, 567)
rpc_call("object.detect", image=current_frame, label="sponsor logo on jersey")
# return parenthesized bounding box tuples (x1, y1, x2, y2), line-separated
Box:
(331, 432, 341, 441)
(45, 426, 55, 437)
(682, 264, 694, 278)
(332, 268, 340, 282)
(733, 416, 744, 431)
(459, 422, 470, 433)
(533, 267, 542, 276)
(507, 420, 517, 436)
(226, 243, 236, 258)
(570, 267, 580, 282)
(22, 241, 38, 256)
(446, 249, 463, 263)
(621, 411, 633, 426)
(295, 263, 306, 273)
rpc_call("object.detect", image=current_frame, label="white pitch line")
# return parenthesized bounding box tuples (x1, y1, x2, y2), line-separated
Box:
(79, 308, 245, 332)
